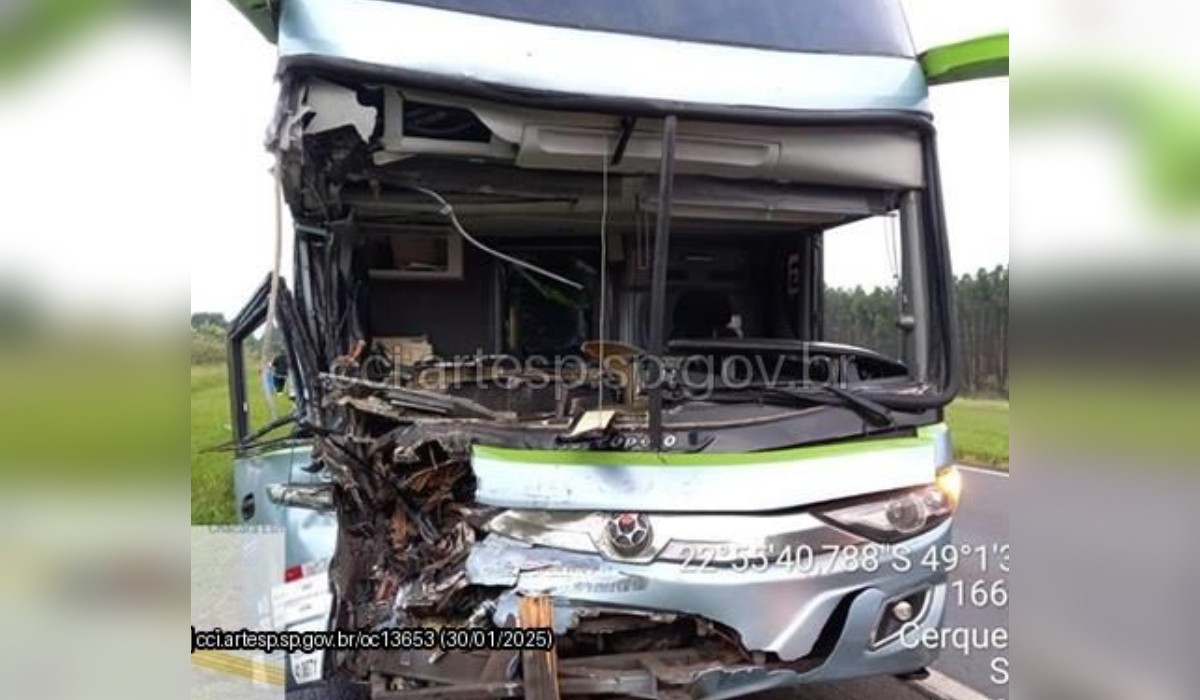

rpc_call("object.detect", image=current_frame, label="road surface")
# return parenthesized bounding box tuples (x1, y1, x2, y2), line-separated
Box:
(931, 466, 1009, 697)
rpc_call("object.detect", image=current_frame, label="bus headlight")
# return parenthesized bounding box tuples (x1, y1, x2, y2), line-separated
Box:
(816, 466, 960, 542)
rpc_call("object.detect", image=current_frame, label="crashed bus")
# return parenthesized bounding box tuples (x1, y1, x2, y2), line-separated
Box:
(223, 1, 1004, 697)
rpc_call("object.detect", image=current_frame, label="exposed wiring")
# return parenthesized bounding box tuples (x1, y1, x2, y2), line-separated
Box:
(400, 185, 584, 291)
(598, 137, 610, 409)
(883, 210, 904, 320)
(260, 155, 285, 419)
(884, 210, 901, 285)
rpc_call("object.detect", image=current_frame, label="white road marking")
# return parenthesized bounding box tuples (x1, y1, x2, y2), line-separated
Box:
(956, 464, 1009, 477)
(907, 669, 992, 700)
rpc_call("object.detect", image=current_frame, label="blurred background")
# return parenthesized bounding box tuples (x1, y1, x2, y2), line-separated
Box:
(1009, 2, 1200, 700)
(0, 0, 1197, 698)
(0, 1, 188, 699)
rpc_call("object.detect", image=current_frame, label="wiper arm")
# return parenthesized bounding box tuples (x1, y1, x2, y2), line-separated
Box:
(686, 384, 895, 428)
(810, 384, 895, 428)
(203, 411, 299, 453)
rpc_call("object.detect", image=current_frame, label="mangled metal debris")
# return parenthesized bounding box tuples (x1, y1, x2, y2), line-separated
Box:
(309, 368, 765, 697)
(309, 365, 952, 700)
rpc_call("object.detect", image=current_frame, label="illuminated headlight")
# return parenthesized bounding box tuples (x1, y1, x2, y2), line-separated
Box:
(815, 466, 960, 542)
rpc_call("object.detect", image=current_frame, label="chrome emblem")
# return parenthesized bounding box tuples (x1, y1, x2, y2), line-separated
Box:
(605, 513, 652, 555)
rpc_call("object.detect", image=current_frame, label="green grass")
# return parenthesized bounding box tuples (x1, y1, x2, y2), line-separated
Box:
(2, 339, 183, 482)
(192, 362, 301, 524)
(1015, 374, 1198, 462)
(946, 398, 1009, 468)
(191, 364, 237, 524)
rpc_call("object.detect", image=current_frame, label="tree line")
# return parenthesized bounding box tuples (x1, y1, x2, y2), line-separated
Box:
(824, 265, 1008, 397)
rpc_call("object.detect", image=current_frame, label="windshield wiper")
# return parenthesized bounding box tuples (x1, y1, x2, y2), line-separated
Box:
(685, 384, 895, 428)
(813, 384, 895, 427)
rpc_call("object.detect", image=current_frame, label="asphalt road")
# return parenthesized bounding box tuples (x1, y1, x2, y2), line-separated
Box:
(931, 466, 1009, 697)
(758, 677, 935, 700)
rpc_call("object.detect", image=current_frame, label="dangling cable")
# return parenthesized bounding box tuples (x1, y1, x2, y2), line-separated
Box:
(260, 154, 285, 419)
(885, 210, 904, 321)
(884, 210, 901, 286)
(597, 137, 610, 409)
(400, 185, 583, 291)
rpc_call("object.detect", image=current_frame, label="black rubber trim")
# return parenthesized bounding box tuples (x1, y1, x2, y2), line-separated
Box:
(807, 589, 862, 659)
(277, 54, 934, 128)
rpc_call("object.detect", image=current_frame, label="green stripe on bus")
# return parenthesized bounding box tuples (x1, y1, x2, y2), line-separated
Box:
(473, 430, 938, 467)
(921, 32, 1009, 86)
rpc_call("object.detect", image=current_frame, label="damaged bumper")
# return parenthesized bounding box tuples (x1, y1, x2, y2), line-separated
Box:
(466, 521, 950, 698)
(314, 409, 955, 699)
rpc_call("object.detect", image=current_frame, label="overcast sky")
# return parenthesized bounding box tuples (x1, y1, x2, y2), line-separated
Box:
(188, 0, 1008, 316)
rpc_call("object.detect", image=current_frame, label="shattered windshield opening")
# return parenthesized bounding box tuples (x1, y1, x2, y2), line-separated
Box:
(502, 249, 597, 360)
(347, 205, 931, 423)
(271, 77, 952, 433)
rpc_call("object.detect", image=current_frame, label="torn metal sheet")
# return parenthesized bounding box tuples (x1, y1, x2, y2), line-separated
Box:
(490, 591, 678, 637)
(267, 483, 335, 511)
(692, 585, 949, 696)
(465, 525, 950, 662)
(301, 78, 377, 142)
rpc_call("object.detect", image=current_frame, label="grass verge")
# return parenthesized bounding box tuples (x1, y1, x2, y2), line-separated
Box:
(191, 364, 236, 524)
(946, 398, 1009, 469)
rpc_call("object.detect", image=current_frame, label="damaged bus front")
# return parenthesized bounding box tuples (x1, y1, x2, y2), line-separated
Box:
(225, 1, 968, 697)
